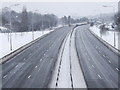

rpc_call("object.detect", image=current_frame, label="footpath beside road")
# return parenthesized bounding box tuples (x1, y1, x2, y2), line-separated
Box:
(49, 27, 87, 88)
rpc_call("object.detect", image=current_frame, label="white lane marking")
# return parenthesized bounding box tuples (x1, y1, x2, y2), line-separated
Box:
(44, 53, 46, 56)
(6, 60, 10, 64)
(116, 68, 119, 71)
(103, 55, 105, 57)
(12, 56, 16, 59)
(92, 65, 94, 68)
(47, 49, 48, 52)
(15, 65, 18, 68)
(35, 66, 38, 68)
(40, 59, 42, 62)
(23, 58, 26, 61)
(28, 75, 31, 79)
(98, 74, 102, 79)
(108, 60, 111, 63)
(3, 75, 7, 78)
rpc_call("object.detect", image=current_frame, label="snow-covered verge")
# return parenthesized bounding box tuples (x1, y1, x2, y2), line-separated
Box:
(0, 30, 53, 58)
(49, 28, 86, 88)
(89, 26, 120, 50)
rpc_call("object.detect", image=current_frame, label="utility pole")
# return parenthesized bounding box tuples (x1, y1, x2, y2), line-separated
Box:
(9, 4, 20, 51)
(32, 12, 34, 40)
(102, 5, 116, 47)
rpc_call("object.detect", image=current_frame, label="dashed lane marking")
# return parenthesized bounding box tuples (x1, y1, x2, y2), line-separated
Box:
(103, 55, 105, 57)
(28, 75, 31, 79)
(6, 60, 10, 64)
(116, 68, 119, 71)
(40, 59, 42, 62)
(98, 74, 102, 79)
(3, 75, 7, 78)
(108, 60, 111, 63)
(15, 65, 18, 68)
(35, 66, 38, 68)
(92, 65, 95, 68)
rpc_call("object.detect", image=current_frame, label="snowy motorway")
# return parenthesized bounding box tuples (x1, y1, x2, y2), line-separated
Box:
(49, 27, 86, 88)
(2, 26, 73, 88)
(0, 30, 52, 58)
(1, 24, 120, 88)
(75, 25, 119, 88)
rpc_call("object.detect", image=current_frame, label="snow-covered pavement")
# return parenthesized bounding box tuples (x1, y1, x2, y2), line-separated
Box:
(89, 26, 120, 50)
(55, 33, 71, 88)
(49, 28, 87, 88)
(0, 30, 53, 58)
(71, 29, 87, 88)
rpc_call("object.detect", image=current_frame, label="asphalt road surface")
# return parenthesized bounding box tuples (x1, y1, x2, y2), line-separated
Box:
(75, 25, 120, 88)
(2, 26, 73, 88)
(2, 24, 120, 88)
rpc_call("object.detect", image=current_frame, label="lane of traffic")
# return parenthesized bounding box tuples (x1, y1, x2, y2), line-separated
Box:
(75, 25, 119, 88)
(2, 26, 73, 88)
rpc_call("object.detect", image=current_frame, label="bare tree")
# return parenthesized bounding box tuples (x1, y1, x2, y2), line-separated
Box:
(21, 6, 28, 32)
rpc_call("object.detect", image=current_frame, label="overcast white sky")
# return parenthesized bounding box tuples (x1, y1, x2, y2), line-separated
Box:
(1, 1, 118, 18)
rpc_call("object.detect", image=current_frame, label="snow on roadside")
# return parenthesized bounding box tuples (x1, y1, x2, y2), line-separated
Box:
(49, 29, 87, 88)
(49, 34, 72, 88)
(89, 26, 120, 50)
(57, 34, 71, 88)
(0, 30, 53, 58)
(71, 29, 87, 88)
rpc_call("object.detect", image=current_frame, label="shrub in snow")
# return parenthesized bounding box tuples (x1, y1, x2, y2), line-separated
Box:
(90, 22, 94, 27)
(99, 24, 109, 31)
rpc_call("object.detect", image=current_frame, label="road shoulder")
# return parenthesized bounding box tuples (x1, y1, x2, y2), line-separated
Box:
(48, 27, 87, 88)
(71, 28, 87, 88)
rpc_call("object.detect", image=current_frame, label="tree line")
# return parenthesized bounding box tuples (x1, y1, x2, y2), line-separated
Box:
(1, 6, 88, 32)
(1, 6, 58, 32)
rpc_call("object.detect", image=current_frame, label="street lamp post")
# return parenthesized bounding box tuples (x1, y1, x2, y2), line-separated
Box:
(93, 9, 103, 38)
(34, 10, 44, 35)
(102, 5, 116, 47)
(42, 16, 44, 35)
(32, 10, 43, 40)
(9, 4, 20, 51)
(32, 12, 34, 40)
